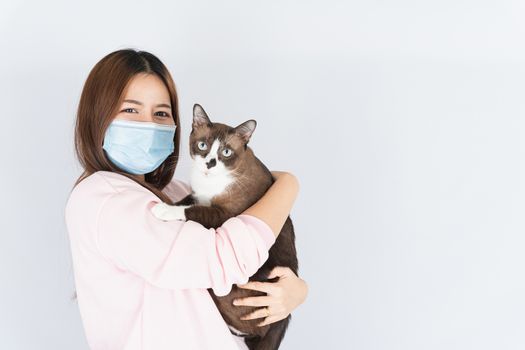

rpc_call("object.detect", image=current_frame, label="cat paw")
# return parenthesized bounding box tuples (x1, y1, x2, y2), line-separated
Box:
(151, 202, 188, 221)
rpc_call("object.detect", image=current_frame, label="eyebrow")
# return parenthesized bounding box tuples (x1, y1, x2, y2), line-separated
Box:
(123, 99, 171, 109)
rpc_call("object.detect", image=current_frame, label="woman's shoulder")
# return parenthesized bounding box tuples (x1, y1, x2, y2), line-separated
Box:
(64, 171, 127, 238)
(90, 170, 142, 193)
(67, 171, 133, 201)
(91, 170, 191, 195)
(64, 171, 191, 239)
(66, 170, 190, 209)
(65, 171, 140, 214)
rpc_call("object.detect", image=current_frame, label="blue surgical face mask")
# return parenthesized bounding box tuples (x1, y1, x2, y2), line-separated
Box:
(102, 119, 177, 175)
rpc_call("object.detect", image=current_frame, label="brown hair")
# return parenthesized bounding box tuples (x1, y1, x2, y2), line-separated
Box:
(72, 48, 180, 204)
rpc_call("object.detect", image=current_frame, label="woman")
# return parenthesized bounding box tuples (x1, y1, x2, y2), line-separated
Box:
(64, 48, 308, 350)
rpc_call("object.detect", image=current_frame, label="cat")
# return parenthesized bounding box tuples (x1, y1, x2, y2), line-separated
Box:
(151, 103, 299, 350)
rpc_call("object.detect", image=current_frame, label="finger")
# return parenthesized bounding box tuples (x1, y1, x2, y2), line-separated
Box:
(233, 296, 273, 307)
(257, 315, 286, 327)
(240, 307, 272, 321)
(267, 266, 293, 280)
(236, 281, 275, 294)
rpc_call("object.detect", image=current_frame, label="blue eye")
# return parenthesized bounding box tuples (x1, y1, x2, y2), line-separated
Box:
(222, 148, 232, 157)
(197, 141, 207, 150)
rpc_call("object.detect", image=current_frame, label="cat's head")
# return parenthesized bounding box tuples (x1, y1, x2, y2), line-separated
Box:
(189, 103, 256, 177)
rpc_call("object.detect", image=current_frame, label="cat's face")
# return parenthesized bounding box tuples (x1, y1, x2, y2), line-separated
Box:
(189, 104, 256, 177)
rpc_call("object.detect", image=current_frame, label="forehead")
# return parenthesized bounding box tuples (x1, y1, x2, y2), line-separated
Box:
(123, 73, 170, 102)
(193, 123, 244, 149)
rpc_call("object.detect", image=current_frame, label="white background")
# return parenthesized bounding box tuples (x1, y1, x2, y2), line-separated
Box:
(1, 0, 525, 349)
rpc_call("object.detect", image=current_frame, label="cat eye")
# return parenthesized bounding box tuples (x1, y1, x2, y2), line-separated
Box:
(197, 141, 208, 151)
(222, 148, 233, 157)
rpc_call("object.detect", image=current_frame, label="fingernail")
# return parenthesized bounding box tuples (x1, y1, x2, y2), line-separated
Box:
(233, 300, 239, 305)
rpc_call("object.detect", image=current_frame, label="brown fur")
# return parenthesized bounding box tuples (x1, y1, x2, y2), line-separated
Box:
(175, 104, 299, 350)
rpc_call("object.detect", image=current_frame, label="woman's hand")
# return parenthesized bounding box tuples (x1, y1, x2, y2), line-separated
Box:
(234, 266, 308, 327)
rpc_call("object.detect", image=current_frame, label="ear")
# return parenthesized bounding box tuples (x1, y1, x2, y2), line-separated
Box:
(193, 104, 212, 128)
(234, 119, 257, 143)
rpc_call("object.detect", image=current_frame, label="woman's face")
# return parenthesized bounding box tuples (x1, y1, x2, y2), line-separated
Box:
(114, 73, 175, 126)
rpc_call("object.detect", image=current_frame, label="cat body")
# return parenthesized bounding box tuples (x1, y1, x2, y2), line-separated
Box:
(151, 104, 298, 350)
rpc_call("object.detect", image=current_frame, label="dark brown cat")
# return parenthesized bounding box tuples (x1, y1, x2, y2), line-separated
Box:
(152, 104, 299, 350)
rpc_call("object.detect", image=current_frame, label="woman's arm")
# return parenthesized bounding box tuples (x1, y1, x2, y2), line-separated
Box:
(91, 187, 277, 296)
(241, 171, 300, 237)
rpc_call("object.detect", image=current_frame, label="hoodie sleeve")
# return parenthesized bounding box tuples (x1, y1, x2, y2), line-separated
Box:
(95, 189, 276, 296)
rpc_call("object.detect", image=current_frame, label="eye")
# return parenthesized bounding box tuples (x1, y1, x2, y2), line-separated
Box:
(222, 148, 233, 157)
(122, 108, 138, 113)
(197, 141, 208, 151)
(155, 111, 171, 118)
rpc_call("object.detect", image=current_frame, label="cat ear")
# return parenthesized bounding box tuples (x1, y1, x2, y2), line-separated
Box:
(193, 104, 212, 128)
(234, 119, 257, 143)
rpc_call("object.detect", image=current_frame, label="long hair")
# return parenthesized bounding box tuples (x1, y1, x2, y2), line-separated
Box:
(69, 49, 182, 302)
(72, 48, 181, 204)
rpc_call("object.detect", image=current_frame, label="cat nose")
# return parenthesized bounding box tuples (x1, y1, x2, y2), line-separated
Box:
(206, 158, 217, 169)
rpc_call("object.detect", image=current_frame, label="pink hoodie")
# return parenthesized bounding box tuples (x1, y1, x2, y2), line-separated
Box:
(64, 170, 276, 350)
